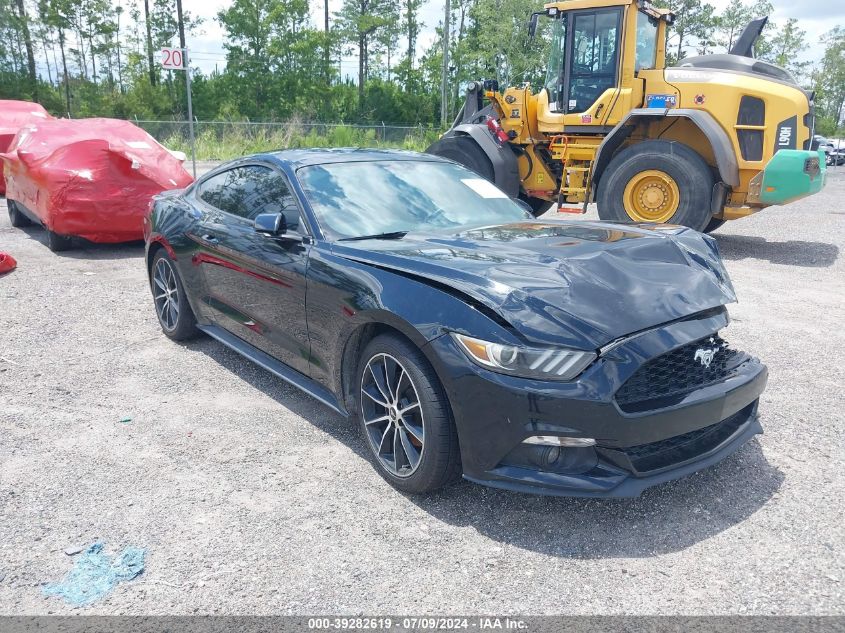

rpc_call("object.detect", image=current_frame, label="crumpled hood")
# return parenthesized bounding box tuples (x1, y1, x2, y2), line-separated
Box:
(332, 220, 736, 350)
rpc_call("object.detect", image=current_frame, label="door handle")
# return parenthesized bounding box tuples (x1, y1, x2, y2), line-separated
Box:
(201, 234, 219, 245)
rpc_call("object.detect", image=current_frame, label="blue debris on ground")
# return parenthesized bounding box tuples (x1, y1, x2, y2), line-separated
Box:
(43, 542, 146, 606)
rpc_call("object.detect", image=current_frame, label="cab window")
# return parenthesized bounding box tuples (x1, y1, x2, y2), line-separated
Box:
(545, 15, 568, 111)
(636, 11, 658, 72)
(567, 8, 620, 114)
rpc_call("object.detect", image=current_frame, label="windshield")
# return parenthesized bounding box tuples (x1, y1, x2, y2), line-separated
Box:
(297, 160, 530, 240)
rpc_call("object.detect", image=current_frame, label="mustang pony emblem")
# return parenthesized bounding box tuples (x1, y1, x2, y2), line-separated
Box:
(694, 347, 718, 368)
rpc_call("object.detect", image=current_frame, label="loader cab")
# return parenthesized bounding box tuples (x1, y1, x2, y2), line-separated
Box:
(545, 7, 622, 115)
(535, 0, 672, 131)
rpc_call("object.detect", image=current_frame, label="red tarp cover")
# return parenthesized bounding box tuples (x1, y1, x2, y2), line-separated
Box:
(0, 100, 52, 195)
(0, 252, 16, 274)
(1, 118, 193, 242)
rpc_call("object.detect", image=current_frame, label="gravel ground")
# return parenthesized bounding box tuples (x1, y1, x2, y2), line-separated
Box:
(0, 163, 843, 615)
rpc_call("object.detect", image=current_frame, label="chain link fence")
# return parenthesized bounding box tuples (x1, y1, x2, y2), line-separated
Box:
(133, 119, 443, 160)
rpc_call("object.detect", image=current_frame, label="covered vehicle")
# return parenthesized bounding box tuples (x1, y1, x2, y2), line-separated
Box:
(144, 149, 767, 498)
(2, 118, 192, 251)
(0, 100, 52, 195)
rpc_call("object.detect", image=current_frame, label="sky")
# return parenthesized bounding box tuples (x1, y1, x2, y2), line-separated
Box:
(179, 0, 844, 80)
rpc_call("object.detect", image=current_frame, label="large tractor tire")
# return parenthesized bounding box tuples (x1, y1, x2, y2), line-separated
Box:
(427, 135, 495, 182)
(428, 135, 548, 218)
(519, 195, 552, 217)
(597, 140, 715, 232)
(703, 218, 726, 233)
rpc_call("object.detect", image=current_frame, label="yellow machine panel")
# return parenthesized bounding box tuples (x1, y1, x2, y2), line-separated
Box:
(428, 0, 825, 231)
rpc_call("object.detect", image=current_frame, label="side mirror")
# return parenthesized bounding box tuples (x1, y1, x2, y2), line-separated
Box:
(254, 212, 286, 235)
(527, 12, 539, 38)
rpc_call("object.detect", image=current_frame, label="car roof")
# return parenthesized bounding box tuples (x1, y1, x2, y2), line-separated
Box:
(262, 147, 448, 168)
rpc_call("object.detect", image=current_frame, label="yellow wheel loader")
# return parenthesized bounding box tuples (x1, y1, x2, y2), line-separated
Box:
(427, 0, 826, 232)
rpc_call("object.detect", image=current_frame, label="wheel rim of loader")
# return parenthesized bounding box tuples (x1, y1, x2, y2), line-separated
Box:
(623, 170, 680, 223)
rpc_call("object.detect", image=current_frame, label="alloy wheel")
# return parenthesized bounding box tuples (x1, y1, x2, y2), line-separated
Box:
(360, 353, 425, 478)
(153, 258, 180, 332)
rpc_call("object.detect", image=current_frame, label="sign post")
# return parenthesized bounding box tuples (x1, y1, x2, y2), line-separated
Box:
(160, 46, 197, 178)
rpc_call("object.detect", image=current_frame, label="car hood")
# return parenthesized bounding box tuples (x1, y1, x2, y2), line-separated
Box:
(332, 220, 736, 350)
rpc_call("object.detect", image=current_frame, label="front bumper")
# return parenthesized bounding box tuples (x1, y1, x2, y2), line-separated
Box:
(428, 309, 768, 498)
(465, 405, 763, 498)
(749, 149, 827, 206)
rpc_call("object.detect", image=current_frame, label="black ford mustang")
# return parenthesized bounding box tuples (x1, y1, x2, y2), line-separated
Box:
(143, 149, 767, 497)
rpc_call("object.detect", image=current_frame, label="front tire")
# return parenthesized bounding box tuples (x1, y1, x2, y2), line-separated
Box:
(597, 140, 716, 232)
(519, 195, 552, 218)
(703, 218, 726, 233)
(46, 229, 73, 252)
(426, 135, 495, 182)
(7, 200, 32, 228)
(151, 250, 199, 340)
(356, 334, 461, 494)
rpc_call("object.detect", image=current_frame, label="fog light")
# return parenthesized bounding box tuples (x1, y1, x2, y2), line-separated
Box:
(542, 446, 562, 467)
(522, 435, 596, 447)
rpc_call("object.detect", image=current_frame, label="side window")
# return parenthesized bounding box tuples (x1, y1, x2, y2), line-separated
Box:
(567, 9, 620, 113)
(545, 15, 568, 111)
(635, 11, 658, 72)
(198, 168, 242, 215)
(241, 166, 296, 220)
(198, 165, 303, 230)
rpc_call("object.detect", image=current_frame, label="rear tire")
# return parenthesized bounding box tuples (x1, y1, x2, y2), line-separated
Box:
(46, 229, 73, 252)
(519, 195, 552, 218)
(427, 135, 495, 182)
(597, 140, 715, 232)
(151, 250, 199, 341)
(7, 200, 31, 228)
(703, 218, 726, 233)
(356, 334, 461, 494)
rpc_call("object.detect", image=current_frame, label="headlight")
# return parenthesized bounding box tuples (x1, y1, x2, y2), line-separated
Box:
(451, 333, 596, 381)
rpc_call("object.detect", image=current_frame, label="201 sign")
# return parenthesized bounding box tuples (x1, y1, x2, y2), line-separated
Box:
(160, 48, 186, 70)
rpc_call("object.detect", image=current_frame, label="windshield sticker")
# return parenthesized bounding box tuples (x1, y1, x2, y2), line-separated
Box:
(461, 178, 508, 199)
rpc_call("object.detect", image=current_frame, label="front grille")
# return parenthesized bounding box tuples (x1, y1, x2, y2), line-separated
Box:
(615, 334, 750, 413)
(618, 405, 752, 473)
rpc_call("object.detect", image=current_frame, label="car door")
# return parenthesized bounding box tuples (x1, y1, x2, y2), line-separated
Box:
(192, 164, 312, 375)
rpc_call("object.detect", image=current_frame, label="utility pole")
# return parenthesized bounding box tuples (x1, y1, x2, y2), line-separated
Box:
(174, 0, 195, 178)
(324, 0, 330, 82)
(14, 0, 37, 100)
(175, 0, 186, 50)
(440, 0, 450, 127)
(144, 0, 155, 85)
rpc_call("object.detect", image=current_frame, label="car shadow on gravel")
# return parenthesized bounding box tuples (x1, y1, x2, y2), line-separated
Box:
(189, 335, 785, 560)
(14, 225, 145, 260)
(412, 439, 783, 558)
(714, 234, 839, 268)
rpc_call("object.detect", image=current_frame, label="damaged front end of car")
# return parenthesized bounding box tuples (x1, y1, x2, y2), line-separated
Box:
(336, 220, 766, 497)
